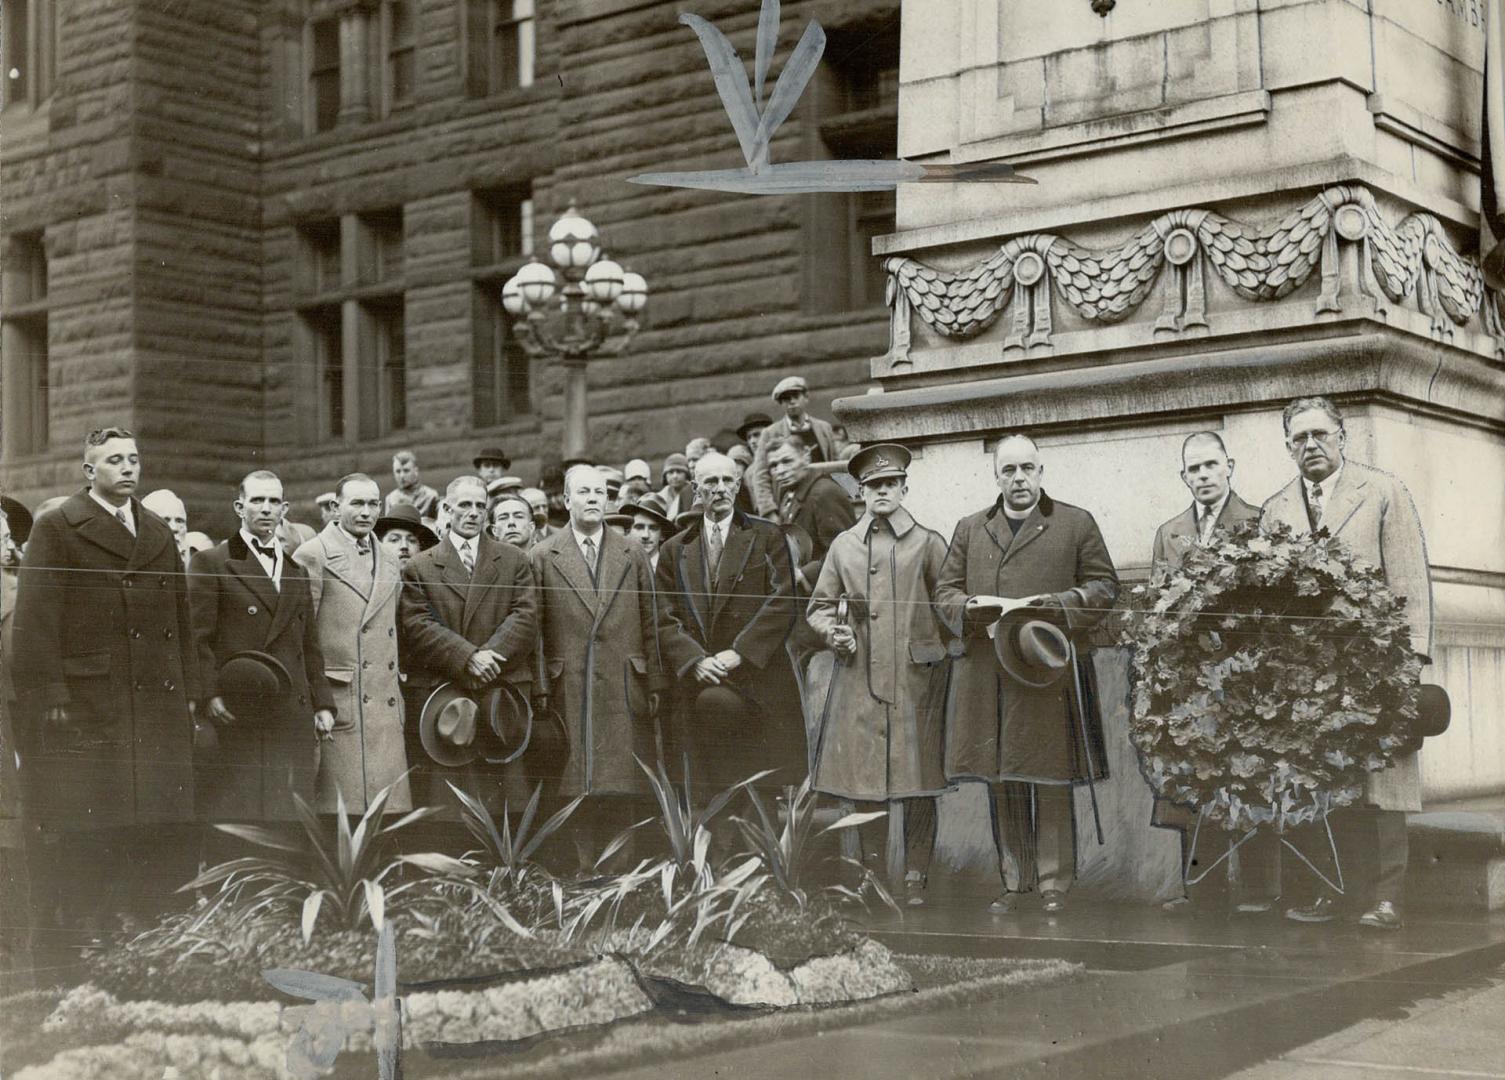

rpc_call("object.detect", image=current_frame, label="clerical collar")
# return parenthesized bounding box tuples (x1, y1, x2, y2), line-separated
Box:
(1002, 501, 1038, 521)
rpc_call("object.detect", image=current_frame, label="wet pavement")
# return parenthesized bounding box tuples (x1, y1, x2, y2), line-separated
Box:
(592, 895, 1505, 1080)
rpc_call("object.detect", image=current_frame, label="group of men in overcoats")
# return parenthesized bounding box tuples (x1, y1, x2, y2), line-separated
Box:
(6, 389, 1435, 936)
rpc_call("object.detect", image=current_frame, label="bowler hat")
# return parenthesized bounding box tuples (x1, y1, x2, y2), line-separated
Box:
(1397, 684, 1451, 754)
(373, 503, 439, 550)
(736, 412, 773, 443)
(219, 650, 293, 701)
(771, 375, 808, 402)
(849, 443, 911, 485)
(621, 492, 678, 534)
(1, 495, 33, 548)
(476, 682, 534, 765)
(418, 683, 482, 767)
(473, 446, 511, 469)
(992, 607, 1072, 689)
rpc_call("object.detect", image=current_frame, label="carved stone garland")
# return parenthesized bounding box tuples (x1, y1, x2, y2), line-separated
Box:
(881, 184, 1505, 366)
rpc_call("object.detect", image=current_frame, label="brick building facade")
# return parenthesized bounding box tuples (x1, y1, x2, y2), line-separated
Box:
(1, 0, 896, 535)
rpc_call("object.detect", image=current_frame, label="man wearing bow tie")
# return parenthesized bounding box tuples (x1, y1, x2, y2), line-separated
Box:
(188, 470, 335, 822)
(398, 475, 538, 813)
(14, 427, 202, 936)
(294, 474, 411, 814)
(1261, 397, 1433, 931)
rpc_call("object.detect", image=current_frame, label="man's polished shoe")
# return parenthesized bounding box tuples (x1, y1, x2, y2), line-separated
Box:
(988, 892, 1020, 914)
(1358, 901, 1403, 931)
(1232, 898, 1275, 916)
(1284, 895, 1339, 923)
(1041, 889, 1067, 914)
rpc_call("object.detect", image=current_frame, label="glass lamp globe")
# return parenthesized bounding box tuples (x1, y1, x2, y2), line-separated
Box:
(616, 271, 648, 314)
(515, 258, 557, 306)
(501, 275, 527, 316)
(548, 206, 600, 272)
(583, 259, 624, 303)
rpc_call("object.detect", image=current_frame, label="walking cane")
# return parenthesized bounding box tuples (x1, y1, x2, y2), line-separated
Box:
(1068, 643, 1105, 846)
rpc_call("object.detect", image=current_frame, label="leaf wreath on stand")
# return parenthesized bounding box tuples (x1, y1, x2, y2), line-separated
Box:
(1118, 521, 1422, 833)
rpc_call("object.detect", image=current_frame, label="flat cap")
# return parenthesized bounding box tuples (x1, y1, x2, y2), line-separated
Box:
(771, 375, 808, 401)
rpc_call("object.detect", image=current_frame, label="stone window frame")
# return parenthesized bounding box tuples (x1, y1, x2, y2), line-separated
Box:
(462, 0, 536, 99)
(1, 0, 59, 111)
(305, 12, 342, 134)
(469, 183, 536, 427)
(1, 230, 50, 457)
(381, 0, 417, 116)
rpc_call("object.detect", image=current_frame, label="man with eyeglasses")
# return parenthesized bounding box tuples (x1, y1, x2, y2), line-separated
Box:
(748, 376, 855, 520)
(654, 452, 802, 791)
(1262, 396, 1432, 931)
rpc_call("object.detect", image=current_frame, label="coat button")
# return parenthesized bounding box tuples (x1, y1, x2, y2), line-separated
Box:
(248, 605, 258, 615)
(388, 627, 395, 638)
(870, 566, 879, 575)
(387, 697, 396, 706)
(163, 679, 174, 691)
(362, 695, 370, 704)
(387, 661, 395, 671)
(870, 611, 880, 621)
(164, 628, 174, 639)
(130, 628, 142, 639)
(159, 577, 167, 587)
(123, 577, 133, 588)
(134, 680, 143, 691)
(362, 661, 370, 669)
(299, 695, 307, 705)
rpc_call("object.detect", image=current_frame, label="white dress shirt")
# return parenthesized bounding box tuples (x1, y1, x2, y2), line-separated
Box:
(1303, 462, 1344, 529)
(449, 531, 477, 571)
(240, 528, 283, 592)
(1195, 491, 1232, 544)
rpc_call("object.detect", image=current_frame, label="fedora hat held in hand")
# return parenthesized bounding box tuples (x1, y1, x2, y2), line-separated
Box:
(992, 607, 1073, 689)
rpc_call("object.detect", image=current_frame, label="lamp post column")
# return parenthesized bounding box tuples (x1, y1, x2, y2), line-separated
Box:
(561, 358, 590, 463)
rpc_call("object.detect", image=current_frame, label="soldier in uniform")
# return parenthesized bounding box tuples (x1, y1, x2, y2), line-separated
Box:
(807, 444, 952, 904)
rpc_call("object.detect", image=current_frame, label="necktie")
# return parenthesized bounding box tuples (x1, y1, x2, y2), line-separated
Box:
(116, 507, 135, 537)
(1198, 507, 1215, 545)
(705, 522, 723, 579)
(1308, 482, 1324, 533)
(356, 538, 370, 556)
(459, 540, 475, 576)
(583, 536, 598, 578)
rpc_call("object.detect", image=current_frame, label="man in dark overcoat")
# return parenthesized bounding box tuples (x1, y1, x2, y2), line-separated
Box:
(13, 427, 203, 934)
(189, 470, 335, 823)
(768, 432, 857, 592)
(935, 434, 1119, 913)
(655, 452, 801, 792)
(398, 475, 538, 815)
(532, 466, 667, 859)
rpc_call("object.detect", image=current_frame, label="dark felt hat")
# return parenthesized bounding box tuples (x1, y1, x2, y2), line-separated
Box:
(219, 650, 293, 703)
(1398, 684, 1451, 754)
(1, 495, 33, 547)
(473, 446, 511, 469)
(736, 412, 773, 443)
(373, 503, 439, 550)
(620, 492, 678, 534)
(476, 682, 533, 765)
(992, 607, 1072, 689)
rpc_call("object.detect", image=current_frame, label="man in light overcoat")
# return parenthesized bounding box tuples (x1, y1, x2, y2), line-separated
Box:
(294, 473, 411, 814)
(807, 444, 951, 903)
(1261, 396, 1432, 931)
(934, 434, 1119, 914)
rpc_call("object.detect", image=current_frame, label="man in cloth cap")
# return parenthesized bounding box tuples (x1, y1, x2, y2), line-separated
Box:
(532, 466, 668, 864)
(934, 434, 1119, 914)
(294, 473, 411, 814)
(654, 453, 801, 791)
(374, 503, 438, 570)
(473, 446, 511, 486)
(767, 433, 857, 592)
(399, 475, 538, 813)
(1261, 396, 1432, 932)
(386, 450, 440, 523)
(13, 429, 204, 937)
(749, 376, 855, 520)
(807, 444, 952, 904)
(189, 470, 335, 823)
(658, 453, 693, 519)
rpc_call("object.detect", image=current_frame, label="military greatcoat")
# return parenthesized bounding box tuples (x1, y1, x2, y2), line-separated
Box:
(806, 508, 951, 800)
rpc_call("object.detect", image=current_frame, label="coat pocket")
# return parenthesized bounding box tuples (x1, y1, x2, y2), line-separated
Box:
(624, 655, 650, 719)
(324, 668, 354, 686)
(908, 641, 947, 666)
(61, 652, 111, 678)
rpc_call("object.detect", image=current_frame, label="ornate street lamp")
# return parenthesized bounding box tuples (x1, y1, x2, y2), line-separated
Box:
(502, 203, 648, 461)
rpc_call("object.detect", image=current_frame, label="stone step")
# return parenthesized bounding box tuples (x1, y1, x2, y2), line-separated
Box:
(1406, 798, 1505, 912)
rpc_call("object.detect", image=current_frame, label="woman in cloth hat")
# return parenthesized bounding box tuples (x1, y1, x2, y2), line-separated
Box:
(806, 443, 953, 904)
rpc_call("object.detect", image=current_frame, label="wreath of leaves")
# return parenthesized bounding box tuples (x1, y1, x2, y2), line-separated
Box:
(1120, 521, 1421, 832)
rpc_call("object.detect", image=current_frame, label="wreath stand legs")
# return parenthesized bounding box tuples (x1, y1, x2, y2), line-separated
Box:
(1184, 805, 1345, 895)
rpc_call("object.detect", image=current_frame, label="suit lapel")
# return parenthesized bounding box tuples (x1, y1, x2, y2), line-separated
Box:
(1170, 505, 1199, 544)
(674, 532, 711, 641)
(263, 557, 301, 646)
(365, 546, 400, 625)
(1000, 504, 1047, 565)
(1267, 478, 1310, 535)
(321, 529, 373, 603)
(551, 533, 601, 619)
(435, 537, 471, 603)
(712, 519, 756, 621)
(461, 536, 503, 636)
(592, 532, 631, 630)
(1320, 468, 1367, 538)
(73, 496, 137, 563)
(226, 534, 281, 620)
(127, 500, 170, 570)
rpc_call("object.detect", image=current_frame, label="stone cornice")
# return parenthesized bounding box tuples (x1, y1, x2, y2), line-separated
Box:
(835, 327, 1505, 443)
